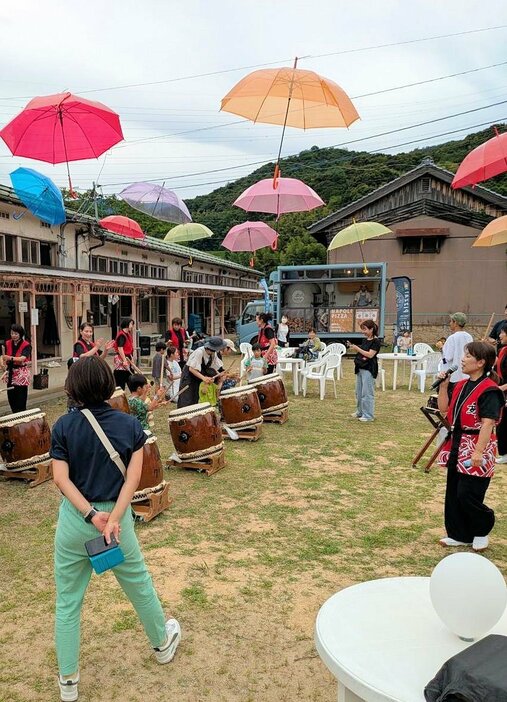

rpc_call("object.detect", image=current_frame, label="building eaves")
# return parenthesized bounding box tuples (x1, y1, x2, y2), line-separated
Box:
(308, 160, 507, 234)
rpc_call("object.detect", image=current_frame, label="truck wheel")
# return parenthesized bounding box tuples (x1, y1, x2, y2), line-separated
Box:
(250, 336, 259, 345)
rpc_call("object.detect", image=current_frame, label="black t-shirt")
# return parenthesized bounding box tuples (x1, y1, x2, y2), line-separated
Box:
(354, 337, 381, 378)
(260, 326, 275, 348)
(499, 346, 507, 385)
(50, 403, 147, 502)
(4, 340, 31, 359)
(73, 339, 94, 357)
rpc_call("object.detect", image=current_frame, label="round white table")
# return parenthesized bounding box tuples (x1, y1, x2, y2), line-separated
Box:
(277, 356, 305, 395)
(315, 576, 507, 702)
(377, 353, 425, 391)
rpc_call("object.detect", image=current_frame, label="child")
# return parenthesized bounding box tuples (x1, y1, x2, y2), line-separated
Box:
(127, 374, 166, 431)
(151, 341, 166, 388)
(244, 343, 268, 380)
(295, 329, 322, 362)
(436, 337, 447, 351)
(165, 345, 182, 402)
(198, 367, 221, 406)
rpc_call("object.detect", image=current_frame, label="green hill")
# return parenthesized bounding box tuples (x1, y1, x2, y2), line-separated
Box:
(74, 124, 507, 275)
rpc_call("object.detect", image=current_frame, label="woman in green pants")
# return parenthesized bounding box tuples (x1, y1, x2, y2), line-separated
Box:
(51, 357, 180, 702)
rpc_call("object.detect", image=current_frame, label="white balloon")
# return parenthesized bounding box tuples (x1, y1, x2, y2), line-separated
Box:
(430, 553, 507, 641)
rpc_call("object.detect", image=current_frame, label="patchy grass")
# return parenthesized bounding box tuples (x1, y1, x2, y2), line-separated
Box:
(1, 360, 507, 701)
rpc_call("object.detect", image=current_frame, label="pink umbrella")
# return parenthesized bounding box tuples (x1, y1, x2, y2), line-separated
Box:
(222, 221, 278, 266)
(99, 215, 145, 240)
(0, 92, 123, 195)
(452, 128, 507, 189)
(234, 177, 324, 218)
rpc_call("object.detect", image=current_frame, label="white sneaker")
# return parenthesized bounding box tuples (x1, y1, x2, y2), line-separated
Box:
(154, 619, 181, 664)
(58, 673, 79, 702)
(350, 412, 361, 418)
(439, 537, 471, 547)
(472, 535, 489, 551)
(496, 455, 507, 464)
(358, 417, 373, 422)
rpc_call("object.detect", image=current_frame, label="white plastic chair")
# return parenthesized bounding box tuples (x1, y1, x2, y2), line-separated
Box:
(240, 342, 253, 377)
(413, 343, 433, 356)
(409, 352, 442, 393)
(299, 354, 340, 400)
(321, 343, 346, 377)
(409, 343, 435, 389)
(276, 347, 295, 380)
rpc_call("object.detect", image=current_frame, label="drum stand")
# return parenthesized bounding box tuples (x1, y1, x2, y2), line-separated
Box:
(222, 424, 263, 442)
(412, 406, 450, 473)
(263, 407, 289, 425)
(169, 449, 226, 476)
(131, 482, 172, 522)
(0, 458, 53, 487)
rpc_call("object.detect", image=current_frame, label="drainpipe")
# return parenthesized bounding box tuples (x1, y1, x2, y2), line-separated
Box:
(87, 224, 106, 270)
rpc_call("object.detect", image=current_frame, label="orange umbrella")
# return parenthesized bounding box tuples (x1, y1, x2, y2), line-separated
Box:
(221, 58, 359, 181)
(472, 215, 507, 247)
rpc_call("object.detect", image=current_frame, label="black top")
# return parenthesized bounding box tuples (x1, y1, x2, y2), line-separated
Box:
(455, 377, 504, 421)
(353, 337, 381, 378)
(50, 403, 147, 502)
(499, 345, 507, 385)
(74, 339, 94, 357)
(490, 319, 507, 342)
(4, 340, 31, 359)
(116, 334, 127, 348)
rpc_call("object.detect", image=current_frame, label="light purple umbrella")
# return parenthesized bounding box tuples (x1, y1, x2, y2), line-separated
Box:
(233, 177, 324, 218)
(119, 182, 192, 224)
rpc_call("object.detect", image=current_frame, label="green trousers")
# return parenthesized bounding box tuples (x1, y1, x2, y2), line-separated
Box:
(54, 498, 167, 675)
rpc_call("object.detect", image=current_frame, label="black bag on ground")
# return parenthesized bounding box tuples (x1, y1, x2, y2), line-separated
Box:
(424, 635, 507, 702)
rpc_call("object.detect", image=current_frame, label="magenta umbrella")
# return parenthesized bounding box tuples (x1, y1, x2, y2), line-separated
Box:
(222, 221, 278, 266)
(234, 177, 324, 218)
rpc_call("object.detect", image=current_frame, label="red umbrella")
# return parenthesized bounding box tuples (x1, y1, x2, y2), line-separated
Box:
(452, 128, 507, 189)
(99, 215, 145, 240)
(0, 92, 123, 195)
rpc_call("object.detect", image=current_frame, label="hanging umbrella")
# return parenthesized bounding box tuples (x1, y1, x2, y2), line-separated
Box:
(234, 176, 324, 218)
(164, 223, 214, 243)
(222, 221, 278, 266)
(9, 167, 66, 225)
(472, 215, 507, 247)
(221, 59, 359, 180)
(119, 182, 192, 224)
(328, 220, 392, 273)
(99, 215, 145, 240)
(0, 92, 123, 195)
(452, 128, 507, 189)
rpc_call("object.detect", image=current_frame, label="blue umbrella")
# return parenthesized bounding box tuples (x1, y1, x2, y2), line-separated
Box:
(10, 167, 66, 225)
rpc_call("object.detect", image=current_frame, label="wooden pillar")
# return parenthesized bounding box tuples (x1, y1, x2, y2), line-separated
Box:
(210, 296, 215, 336)
(132, 290, 138, 360)
(220, 297, 225, 337)
(72, 283, 79, 343)
(167, 291, 172, 330)
(30, 286, 38, 376)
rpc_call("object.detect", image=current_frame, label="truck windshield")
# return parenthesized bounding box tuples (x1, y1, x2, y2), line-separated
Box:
(242, 304, 263, 324)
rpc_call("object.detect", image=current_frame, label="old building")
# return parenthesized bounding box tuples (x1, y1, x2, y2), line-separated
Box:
(308, 158, 507, 332)
(0, 184, 261, 373)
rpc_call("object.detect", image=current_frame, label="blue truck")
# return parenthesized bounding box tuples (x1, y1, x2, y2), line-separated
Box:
(236, 262, 387, 345)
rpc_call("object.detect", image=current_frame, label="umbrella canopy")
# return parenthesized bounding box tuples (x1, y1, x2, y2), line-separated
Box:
(164, 223, 214, 244)
(472, 215, 507, 247)
(233, 177, 324, 217)
(0, 91, 123, 194)
(222, 221, 278, 252)
(328, 221, 392, 251)
(10, 167, 65, 225)
(99, 215, 144, 240)
(221, 66, 359, 129)
(119, 182, 192, 225)
(452, 129, 507, 189)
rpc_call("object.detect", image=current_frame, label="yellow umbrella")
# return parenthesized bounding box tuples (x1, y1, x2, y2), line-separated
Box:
(328, 220, 392, 274)
(472, 215, 507, 247)
(163, 223, 214, 244)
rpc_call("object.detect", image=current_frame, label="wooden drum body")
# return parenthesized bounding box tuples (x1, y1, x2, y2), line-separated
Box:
(248, 373, 288, 415)
(168, 402, 223, 460)
(107, 387, 130, 414)
(220, 385, 263, 429)
(0, 408, 51, 469)
(137, 431, 164, 491)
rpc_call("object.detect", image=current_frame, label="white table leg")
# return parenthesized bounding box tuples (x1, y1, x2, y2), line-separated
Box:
(293, 363, 299, 395)
(338, 681, 365, 702)
(392, 359, 398, 391)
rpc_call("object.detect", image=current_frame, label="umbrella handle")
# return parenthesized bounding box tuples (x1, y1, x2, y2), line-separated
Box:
(272, 164, 281, 189)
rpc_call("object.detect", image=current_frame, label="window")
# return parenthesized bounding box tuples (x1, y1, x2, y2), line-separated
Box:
(401, 236, 442, 254)
(242, 304, 264, 324)
(150, 265, 167, 280)
(40, 242, 54, 266)
(0, 211, 10, 220)
(90, 295, 108, 326)
(40, 221, 51, 229)
(120, 297, 131, 317)
(119, 261, 129, 275)
(132, 262, 149, 277)
(109, 259, 119, 274)
(91, 256, 107, 272)
(139, 297, 157, 323)
(1, 234, 15, 262)
(421, 177, 431, 193)
(20, 238, 40, 264)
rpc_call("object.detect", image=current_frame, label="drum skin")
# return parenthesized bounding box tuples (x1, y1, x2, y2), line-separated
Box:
(220, 387, 262, 428)
(106, 388, 130, 414)
(0, 410, 51, 466)
(249, 374, 288, 415)
(138, 434, 164, 490)
(168, 404, 223, 459)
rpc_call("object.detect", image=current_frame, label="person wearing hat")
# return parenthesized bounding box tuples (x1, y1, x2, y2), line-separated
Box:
(177, 336, 226, 408)
(442, 313, 473, 390)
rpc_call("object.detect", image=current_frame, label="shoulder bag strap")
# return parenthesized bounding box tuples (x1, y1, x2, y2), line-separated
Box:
(81, 408, 126, 478)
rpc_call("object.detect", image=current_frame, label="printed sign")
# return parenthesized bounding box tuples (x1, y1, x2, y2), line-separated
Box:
(354, 308, 379, 332)
(18, 301, 28, 313)
(329, 308, 353, 333)
(391, 276, 412, 333)
(30, 308, 39, 326)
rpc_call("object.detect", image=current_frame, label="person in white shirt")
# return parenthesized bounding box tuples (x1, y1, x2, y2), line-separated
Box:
(442, 312, 473, 383)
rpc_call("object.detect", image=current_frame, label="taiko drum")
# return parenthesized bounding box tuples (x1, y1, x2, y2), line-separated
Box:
(0, 408, 51, 468)
(168, 402, 223, 460)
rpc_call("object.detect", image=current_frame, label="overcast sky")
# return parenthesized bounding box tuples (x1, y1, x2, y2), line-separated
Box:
(1, 1, 507, 201)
